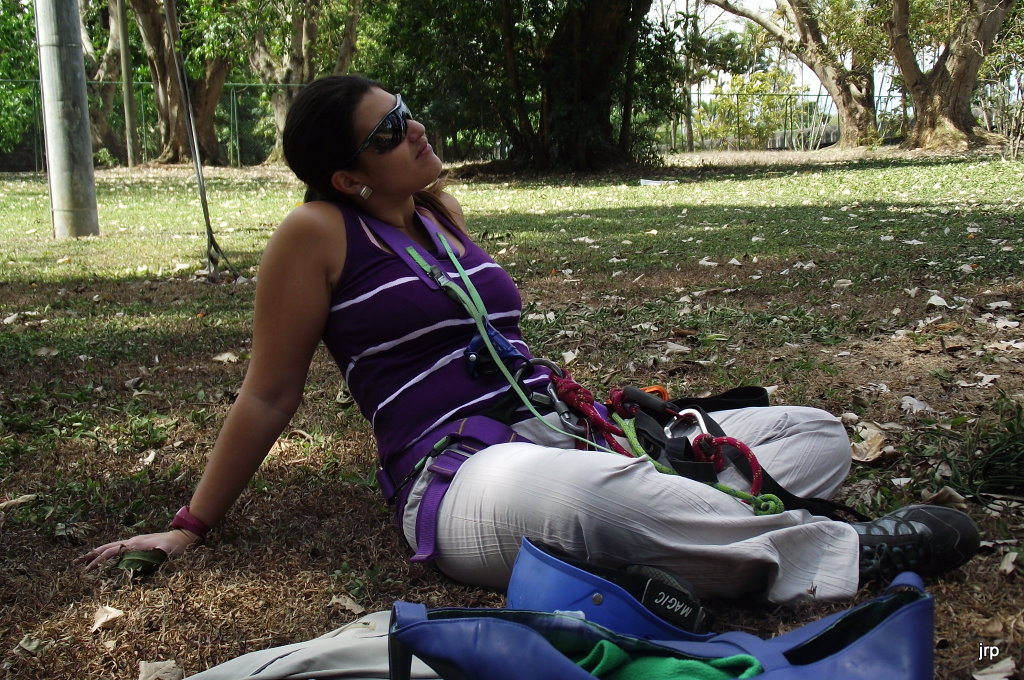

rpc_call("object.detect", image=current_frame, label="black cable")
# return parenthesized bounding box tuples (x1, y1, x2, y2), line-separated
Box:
(162, 0, 237, 282)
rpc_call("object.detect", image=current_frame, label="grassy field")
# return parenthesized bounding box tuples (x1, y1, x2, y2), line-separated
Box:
(1, 149, 1022, 679)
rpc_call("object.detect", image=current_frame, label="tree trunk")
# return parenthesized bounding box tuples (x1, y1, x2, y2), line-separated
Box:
(539, 0, 653, 170)
(887, 0, 1015, 149)
(618, 16, 639, 155)
(192, 56, 229, 165)
(808, 59, 878, 147)
(130, 0, 187, 162)
(129, 0, 229, 164)
(499, 0, 548, 166)
(332, 0, 361, 75)
(264, 86, 300, 164)
(249, 0, 361, 164)
(683, 91, 695, 151)
(251, 22, 311, 163)
(251, 1, 317, 163)
(80, 0, 126, 162)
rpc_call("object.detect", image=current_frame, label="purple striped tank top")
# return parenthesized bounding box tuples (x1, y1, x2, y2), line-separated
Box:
(322, 203, 547, 479)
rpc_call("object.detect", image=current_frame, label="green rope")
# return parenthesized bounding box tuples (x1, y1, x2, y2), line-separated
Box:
(611, 413, 676, 475)
(712, 484, 785, 515)
(614, 413, 784, 513)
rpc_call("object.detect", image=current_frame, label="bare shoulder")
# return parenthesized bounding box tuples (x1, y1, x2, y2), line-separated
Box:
(439, 191, 467, 232)
(263, 201, 347, 286)
(273, 201, 345, 243)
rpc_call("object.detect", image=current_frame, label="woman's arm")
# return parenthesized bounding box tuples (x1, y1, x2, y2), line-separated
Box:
(78, 203, 346, 568)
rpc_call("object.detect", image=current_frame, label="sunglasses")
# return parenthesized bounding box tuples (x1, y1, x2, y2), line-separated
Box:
(347, 94, 412, 163)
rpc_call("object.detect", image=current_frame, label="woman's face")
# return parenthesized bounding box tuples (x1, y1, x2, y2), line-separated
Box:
(349, 87, 442, 196)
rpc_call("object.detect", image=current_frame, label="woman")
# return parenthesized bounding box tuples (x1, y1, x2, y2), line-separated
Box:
(78, 76, 979, 603)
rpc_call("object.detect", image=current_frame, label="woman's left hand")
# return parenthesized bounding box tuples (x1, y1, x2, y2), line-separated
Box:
(74, 529, 199, 571)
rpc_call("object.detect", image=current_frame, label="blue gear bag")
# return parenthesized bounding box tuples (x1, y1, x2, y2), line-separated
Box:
(389, 540, 934, 680)
(507, 538, 713, 639)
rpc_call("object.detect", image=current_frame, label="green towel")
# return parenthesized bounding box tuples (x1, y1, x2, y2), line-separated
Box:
(576, 639, 762, 680)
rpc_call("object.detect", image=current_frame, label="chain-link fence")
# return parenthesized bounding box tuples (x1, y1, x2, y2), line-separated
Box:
(0, 80, 281, 171)
(3, 79, 1021, 171)
(672, 91, 908, 152)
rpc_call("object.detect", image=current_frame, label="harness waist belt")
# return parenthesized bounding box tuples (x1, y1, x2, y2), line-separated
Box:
(380, 415, 533, 563)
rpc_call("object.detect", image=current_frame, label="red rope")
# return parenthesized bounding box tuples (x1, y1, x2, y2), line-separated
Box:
(550, 374, 634, 457)
(607, 387, 632, 418)
(693, 433, 763, 496)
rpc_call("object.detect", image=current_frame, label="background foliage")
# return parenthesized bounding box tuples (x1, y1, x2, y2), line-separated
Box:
(2, 0, 1022, 169)
(0, 0, 38, 155)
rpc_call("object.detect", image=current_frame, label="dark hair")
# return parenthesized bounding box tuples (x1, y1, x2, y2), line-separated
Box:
(283, 75, 453, 222)
(283, 75, 379, 203)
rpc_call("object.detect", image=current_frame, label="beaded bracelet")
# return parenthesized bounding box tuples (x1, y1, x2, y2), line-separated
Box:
(169, 505, 210, 539)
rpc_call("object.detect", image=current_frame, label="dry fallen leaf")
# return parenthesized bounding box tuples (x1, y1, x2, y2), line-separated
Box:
(91, 605, 125, 632)
(329, 593, 366, 615)
(0, 494, 38, 510)
(998, 551, 1018, 576)
(972, 657, 1016, 680)
(899, 395, 932, 414)
(958, 373, 1001, 388)
(986, 340, 1024, 351)
(18, 635, 48, 654)
(663, 342, 691, 357)
(981, 618, 1004, 637)
(920, 486, 968, 510)
(850, 422, 891, 463)
(138, 660, 184, 680)
(212, 351, 239, 363)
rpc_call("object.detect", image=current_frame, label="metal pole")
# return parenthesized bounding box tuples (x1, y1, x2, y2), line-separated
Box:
(33, 83, 44, 173)
(117, 0, 139, 167)
(735, 93, 741, 151)
(34, 0, 99, 238)
(230, 86, 239, 166)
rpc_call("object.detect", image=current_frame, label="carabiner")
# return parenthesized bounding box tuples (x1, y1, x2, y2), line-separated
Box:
(663, 408, 711, 440)
(546, 380, 587, 435)
(526, 357, 565, 378)
(512, 357, 564, 385)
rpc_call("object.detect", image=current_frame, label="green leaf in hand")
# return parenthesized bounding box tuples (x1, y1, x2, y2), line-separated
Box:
(116, 549, 167, 576)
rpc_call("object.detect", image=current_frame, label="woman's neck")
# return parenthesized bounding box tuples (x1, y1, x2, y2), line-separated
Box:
(361, 195, 418, 232)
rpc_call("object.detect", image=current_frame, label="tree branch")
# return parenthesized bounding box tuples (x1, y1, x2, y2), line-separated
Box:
(332, 0, 361, 75)
(885, 0, 925, 91)
(78, 0, 99, 72)
(249, 28, 277, 83)
(703, 0, 798, 49)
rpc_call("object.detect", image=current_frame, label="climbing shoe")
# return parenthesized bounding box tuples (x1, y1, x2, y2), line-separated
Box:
(854, 504, 980, 584)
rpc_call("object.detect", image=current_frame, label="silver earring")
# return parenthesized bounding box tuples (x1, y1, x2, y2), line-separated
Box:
(359, 185, 373, 200)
